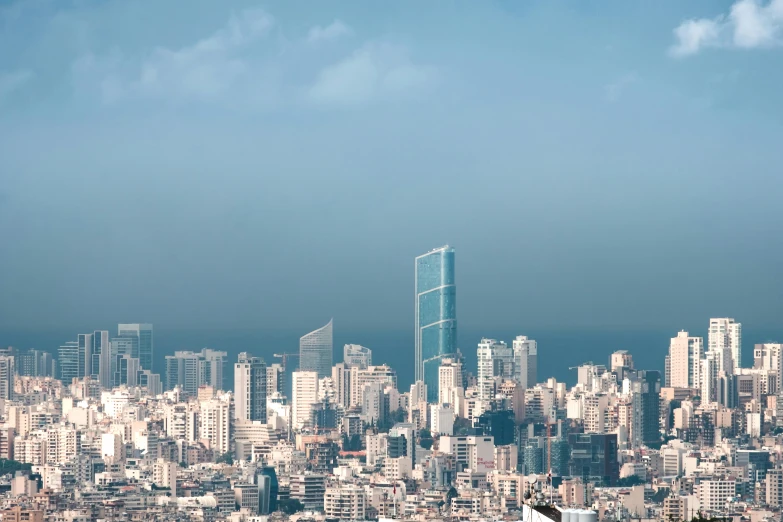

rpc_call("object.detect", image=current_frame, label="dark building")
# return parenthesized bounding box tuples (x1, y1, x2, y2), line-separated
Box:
(568, 433, 619, 486)
(550, 437, 571, 477)
(258, 466, 280, 514)
(476, 410, 516, 446)
(304, 441, 339, 473)
(523, 439, 544, 475)
(736, 450, 771, 482)
(387, 435, 408, 459)
(312, 400, 339, 430)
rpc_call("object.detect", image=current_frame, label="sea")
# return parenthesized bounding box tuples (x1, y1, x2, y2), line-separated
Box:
(3, 326, 782, 391)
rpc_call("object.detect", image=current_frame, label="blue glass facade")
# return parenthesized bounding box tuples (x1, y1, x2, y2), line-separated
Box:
(415, 246, 457, 403)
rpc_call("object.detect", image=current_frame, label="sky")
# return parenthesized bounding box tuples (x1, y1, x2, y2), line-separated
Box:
(1, 0, 782, 337)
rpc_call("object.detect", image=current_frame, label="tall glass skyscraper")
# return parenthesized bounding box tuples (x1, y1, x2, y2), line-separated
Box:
(118, 323, 153, 372)
(299, 319, 333, 378)
(415, 246, 457, 403)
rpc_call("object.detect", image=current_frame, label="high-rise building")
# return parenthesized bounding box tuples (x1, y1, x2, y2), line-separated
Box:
(292, 371, 319, 430)
(164, 348, 227, 396)
(117, 323, 153, 372)
(513, 335, 537, 389)
(415, 246, 457, 403)
(16, 350, 55, 378)
(438, 358, 463, 406)
(709, 318, 741, 373)
(668, 331, 703, 389)
(0, 356, 13, 400)
(344, 344, 372, 369)
(568, 433, 619, 486)
(58, 341, 81, 384)
(266, 363, 284, 398)
(300, 320, 333, 379)
(477, 338, 513, 400)
(755, 343, 783, 390)
(91, 331, 110, 389)
(110, 336, 138, 388)
(234, 353, 267, 423)
(331, 363, 352, 408)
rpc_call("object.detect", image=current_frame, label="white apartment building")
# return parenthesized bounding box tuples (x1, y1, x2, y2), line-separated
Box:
(440, 435, 495, 474)
(350, 365, 396, 407)
(344, 344, 372, 369)
(199, 396, 231, 454)
(668, 331, 703, 389)
(512, 335, 537, 389)
(325, 485, 366, 520)
(292, 371, 319, 430)
(709, 318, 741, 373)
(698, 478, 736, 514)
(438, 358, 463, 406)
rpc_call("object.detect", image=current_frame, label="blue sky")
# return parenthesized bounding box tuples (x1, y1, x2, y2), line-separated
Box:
(1, 0, 782, 334)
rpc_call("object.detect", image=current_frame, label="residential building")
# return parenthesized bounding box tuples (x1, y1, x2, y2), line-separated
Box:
(234, 353, 266, 423)
(343, 344, 372, 369)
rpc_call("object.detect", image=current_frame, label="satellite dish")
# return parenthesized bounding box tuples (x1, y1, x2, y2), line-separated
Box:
(528, 474, 538, 484)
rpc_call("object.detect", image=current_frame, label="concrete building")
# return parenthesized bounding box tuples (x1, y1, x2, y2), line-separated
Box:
(324, 485, 366, 520)
(292, 371, 319, 430)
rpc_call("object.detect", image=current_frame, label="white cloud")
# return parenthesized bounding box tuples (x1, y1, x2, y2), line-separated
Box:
(604, 73, 638, 102)
(75, 8, 274, 103)
(670, 0, 783, 57)
(0, 70, 33, 102)
(308, 42, 434, 107)
(307, 20, 352, 44)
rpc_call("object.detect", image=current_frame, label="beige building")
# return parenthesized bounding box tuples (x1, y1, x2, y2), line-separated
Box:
(324, 485, 366, 520)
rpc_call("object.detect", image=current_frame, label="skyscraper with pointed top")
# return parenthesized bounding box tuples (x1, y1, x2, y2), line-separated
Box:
(415, 246, 457, 403)
(300, 319, 333, 379)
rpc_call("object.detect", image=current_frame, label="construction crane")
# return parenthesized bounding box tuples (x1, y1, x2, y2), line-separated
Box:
(273, 352, 299, 372)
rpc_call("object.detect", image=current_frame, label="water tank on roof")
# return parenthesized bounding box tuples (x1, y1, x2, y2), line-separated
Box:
(578, 509, 598, 522)
(560, 509, 573, 522)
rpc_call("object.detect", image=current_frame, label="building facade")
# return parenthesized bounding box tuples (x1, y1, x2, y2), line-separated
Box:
(415, 246, 457, 403)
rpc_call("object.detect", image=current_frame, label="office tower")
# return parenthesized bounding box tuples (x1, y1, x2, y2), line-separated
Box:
(110, 336, 139, 388)
(16, 349, 55, 377)
(300, 319, 333, 379)
(266, 363, 284, 397)
(668, 331, 703, 389)
(235, 353, 267, 423)
(438, 358, 463, 406)
(58, 341, 80, 384)
(257, 467, 279, 514)
(415, 246, 457, 403)
(164, 348, 227, 396)
(292, 371, 319, 430)
(77, 333, 92, 378)
(117, 356, 140, 386)
(138, 370, 162, 396)
(0, 356, 13, 400)
(568, 433, 619, 486)
(701, 358, 717, 405)
(344, 344, 372, 369)
(709, 318, 741, 373)
(91, 331, 110, 388)
(477, 338, 513, 400)
(117, 323, 153, 372)
(513, 335, 538, 389)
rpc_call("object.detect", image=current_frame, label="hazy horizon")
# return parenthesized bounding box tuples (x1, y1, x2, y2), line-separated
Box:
(2, 1, 782, 337)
